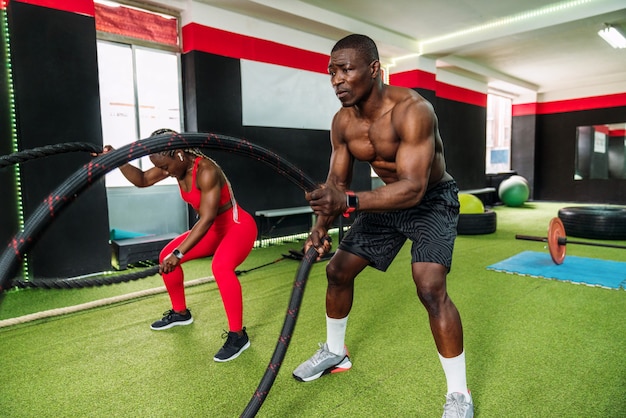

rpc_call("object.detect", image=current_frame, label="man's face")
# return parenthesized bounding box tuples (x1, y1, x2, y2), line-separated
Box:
(328, 48, 375, 107)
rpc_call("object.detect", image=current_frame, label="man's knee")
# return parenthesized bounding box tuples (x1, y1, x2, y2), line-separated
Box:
(413, 266, 449, 312)
(326, 250, 369, 287)
(417, 282, 444, 302)
(326, 261, 349, 286)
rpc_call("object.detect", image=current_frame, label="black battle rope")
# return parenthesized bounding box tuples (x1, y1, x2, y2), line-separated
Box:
(240, 245, 319, 418)
(1, 141, 160, 289)
(0, 142, 101, 169)
(0, 132, 316, 290)
(235, 256, 287, 276)
(10, 265, 160, 289)
(0, 132, 319, 417)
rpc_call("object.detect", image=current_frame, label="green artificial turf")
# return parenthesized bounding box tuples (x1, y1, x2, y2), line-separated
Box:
(0, 202, 625, 417)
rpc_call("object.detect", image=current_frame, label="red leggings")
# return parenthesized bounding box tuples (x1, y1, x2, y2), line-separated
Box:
(159, 207, 257, 332)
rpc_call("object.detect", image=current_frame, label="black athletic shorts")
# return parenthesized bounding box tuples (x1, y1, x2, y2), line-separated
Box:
(338, 180, 460, 272)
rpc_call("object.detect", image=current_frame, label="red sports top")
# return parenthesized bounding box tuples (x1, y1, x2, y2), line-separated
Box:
(179, 157, 232, 211)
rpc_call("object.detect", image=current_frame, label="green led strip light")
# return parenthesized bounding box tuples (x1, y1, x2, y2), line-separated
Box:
(1, 2, 28, 280)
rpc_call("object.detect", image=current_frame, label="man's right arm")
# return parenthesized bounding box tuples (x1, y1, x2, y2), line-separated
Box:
(305, 113, 353, 252)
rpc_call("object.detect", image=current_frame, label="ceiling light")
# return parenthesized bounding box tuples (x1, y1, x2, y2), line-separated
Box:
(598, 25, 626, 49)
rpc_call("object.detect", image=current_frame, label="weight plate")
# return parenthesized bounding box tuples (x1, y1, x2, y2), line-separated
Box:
(548, 217, 566, 264)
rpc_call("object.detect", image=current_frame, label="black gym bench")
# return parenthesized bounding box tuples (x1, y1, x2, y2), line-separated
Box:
(255, 205, 315, 247)
(110, 233, 179, 270)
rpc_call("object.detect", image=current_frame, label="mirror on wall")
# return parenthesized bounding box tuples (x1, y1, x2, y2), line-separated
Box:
(575, 123, 626, 180)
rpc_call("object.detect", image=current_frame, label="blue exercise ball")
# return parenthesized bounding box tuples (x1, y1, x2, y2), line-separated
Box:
(498, 176, 529, 207)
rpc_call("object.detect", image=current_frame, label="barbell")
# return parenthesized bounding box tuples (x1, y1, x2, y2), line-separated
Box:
(515, 217, 626, 265)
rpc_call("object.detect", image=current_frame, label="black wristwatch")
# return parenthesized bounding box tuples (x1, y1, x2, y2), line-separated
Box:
(343, 190, 359, 218)
(173, 249, 184, 260)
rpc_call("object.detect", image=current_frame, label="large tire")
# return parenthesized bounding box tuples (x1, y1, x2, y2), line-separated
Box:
(457, 210, 497, 235)
(558, 206, 626, 240)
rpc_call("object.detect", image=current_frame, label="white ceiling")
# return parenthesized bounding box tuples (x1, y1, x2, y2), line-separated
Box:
(196, 0, 626, 97)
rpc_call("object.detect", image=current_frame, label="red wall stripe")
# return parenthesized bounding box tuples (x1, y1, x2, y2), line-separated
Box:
(609, 129, 626, 137)
(390, 69, 436, 91)
(513, 92, 626, 116)
(511, 102, 538, 117)
(537, 93, 626, 114)
(182, 23, 490, 108)
(362, 69, 490, 108)
(435, 81, 487, 107)
(9, 0, 94, 16)
(182, 23, 329, 74)
(595, 124, 610, 134)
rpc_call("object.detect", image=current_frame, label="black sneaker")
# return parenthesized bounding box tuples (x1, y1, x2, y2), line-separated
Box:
(150, 309, 193, 330)
(213, 327, 250, 362)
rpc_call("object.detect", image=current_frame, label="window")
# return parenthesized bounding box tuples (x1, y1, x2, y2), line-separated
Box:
(95, 1, 188, 238)
(97, 41, 182, 186)
(95, 1, 182, 187)
(486, 93, 512, 174)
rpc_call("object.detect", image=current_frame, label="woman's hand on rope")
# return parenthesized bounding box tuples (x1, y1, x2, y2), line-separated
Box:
(160, 253, 181, 274)
(91, 144, 114, 157)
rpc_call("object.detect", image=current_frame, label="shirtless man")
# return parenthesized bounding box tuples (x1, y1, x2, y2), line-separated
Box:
(292, 34, 473, 418)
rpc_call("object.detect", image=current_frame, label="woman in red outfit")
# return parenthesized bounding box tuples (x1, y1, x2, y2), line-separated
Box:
(101, 129, 257, 362)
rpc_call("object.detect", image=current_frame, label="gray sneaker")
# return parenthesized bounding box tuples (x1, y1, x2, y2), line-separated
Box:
(443, 392, 474, 418)
(292, 342, 352, 382)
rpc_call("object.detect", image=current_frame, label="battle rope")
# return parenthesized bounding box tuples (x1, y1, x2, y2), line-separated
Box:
(235, 256, 287, 276)
(0, 132, 320, 417)
(10, 265, 160, 289)
(0, 276, 215, 329)
(241, 245, 319, 418)
(0, 142, 172, 290)
(0, 142, 101, 169)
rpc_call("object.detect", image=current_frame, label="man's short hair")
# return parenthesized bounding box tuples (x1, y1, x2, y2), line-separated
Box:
(332, 34, 379, 63)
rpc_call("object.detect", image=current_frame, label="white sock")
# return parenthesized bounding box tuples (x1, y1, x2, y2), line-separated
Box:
(438, 350, 470, 401)
(326, 314, 348, 355)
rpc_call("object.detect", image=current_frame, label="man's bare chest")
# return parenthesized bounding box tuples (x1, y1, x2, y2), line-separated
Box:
(345, 118, 398, 162)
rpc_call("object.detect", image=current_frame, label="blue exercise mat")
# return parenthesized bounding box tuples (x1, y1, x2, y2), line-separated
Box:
(110, 229, 150, 241)
(487, 251, 626, 290)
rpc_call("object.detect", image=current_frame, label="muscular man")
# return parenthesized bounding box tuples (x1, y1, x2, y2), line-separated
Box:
(292, 34, 473, 418)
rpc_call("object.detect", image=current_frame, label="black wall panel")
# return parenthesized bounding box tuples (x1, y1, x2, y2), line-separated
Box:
(435, 98, 487, 190)
(534, 106, 626, 204)
(183, 52, 244, 136)
(511, 114, 536, 198)
(577, 126, 609, 180)
(414, 88, 436, 109)
(182, 50, 370, 236)
(8, 2, 110, 278)
(0, 12, 18, 251)
(575, 126, 593, 179)
(608, 135, 625, 179)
